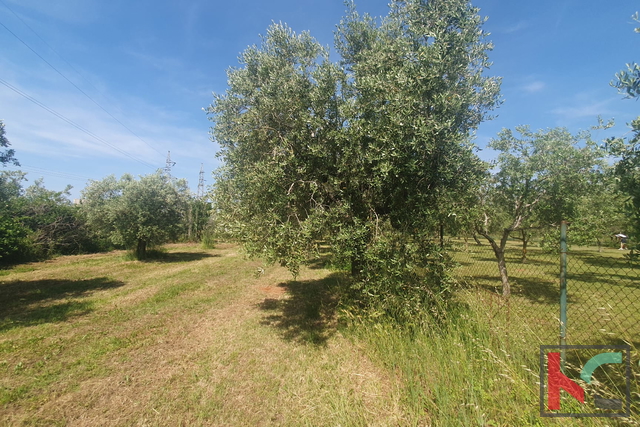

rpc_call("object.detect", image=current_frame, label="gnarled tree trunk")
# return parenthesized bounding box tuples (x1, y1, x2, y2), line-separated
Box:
(477, 228, 511, 298)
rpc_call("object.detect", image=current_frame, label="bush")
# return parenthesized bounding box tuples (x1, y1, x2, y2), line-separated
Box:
(342, 225, 457, 327)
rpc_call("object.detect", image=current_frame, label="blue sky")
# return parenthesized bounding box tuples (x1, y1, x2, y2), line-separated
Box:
(1, 0, 638, 199)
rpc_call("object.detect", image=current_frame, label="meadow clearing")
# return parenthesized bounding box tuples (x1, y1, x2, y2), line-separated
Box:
(0, 242, 638, 426)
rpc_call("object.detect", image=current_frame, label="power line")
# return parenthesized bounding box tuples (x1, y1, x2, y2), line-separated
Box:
(0, 0, 101, 91)
(16, 165, 92, 182)
(0, 77, 157, 169)
(0, 10, 166, 159)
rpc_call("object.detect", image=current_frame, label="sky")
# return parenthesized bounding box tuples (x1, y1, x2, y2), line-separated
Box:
(1, 0, 639, 200)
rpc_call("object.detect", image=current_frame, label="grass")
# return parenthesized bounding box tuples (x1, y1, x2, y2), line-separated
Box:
(0, 244, 403, 425)
(447, 237, 639, 424)
(450, 238, 640, 346)
(0, 241, 638, 425)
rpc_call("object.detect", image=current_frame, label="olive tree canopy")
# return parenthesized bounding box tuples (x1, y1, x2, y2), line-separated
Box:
(81, 173, 188, 259)
(208, 0, 500, 318)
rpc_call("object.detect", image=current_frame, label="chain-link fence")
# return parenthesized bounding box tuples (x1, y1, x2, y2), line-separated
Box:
(564, 233, 639, 346)
(450, 228, 639, 346)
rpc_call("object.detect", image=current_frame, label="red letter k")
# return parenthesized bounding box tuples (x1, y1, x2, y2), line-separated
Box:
(548, 352, 585, 410)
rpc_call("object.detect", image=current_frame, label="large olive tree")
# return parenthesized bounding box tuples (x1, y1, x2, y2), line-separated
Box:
(208, 0, 500, 317)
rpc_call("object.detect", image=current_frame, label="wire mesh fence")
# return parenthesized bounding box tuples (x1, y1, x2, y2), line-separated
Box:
(564, 236, 639, 346)
(450, 229, 640, 347)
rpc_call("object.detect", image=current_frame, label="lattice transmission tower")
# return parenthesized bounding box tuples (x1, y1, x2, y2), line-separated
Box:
(197, 164, 206, 199)
(164, 151, 176, 178)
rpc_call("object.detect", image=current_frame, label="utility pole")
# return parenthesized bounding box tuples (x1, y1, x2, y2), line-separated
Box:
(164, 151, 176, 179)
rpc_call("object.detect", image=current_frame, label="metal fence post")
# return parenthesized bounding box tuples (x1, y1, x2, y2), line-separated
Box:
(560, 221, 568, 370)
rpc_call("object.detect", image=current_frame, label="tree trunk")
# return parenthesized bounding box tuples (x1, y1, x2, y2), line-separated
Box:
(477, 228, 511, 297)
(136, 239, 147, 260)
(496, 249, 510, 297)
(439, 221, 444, 248)
(521, 229, 528, 263)
(472, 234, 483, 246)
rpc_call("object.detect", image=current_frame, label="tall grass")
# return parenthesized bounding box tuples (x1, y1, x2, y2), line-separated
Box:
(347, 287, 639, 426)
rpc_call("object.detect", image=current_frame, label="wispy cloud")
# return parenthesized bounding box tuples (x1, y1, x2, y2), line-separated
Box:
(521, 81, 545, 94)
(551, 99, 613, 121)
(503, 21, 529, 34)
(0, 78, 216, 167)
(5, 0, 102, 25)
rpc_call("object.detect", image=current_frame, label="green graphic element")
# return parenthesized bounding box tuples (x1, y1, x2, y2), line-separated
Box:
(580, 352, 622, 383)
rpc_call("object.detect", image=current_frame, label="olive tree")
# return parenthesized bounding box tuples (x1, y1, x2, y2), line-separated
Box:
(208, 0, 499, 318)
(81, 172, 188, 259)
(609, 12, 640, 248)
(476, 126, 605, 296)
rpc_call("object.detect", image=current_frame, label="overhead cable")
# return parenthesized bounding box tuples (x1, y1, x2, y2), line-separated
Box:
(0, 77, 157, 169)
(0, 11, 166, 159)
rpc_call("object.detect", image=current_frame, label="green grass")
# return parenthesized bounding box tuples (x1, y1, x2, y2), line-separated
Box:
(444, 237, 639, 424)
(0, 241, 638, 425)
(450, 238, 640, 346)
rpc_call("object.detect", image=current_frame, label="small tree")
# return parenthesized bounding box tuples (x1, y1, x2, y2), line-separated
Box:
(82, 173, 188, 259)
(476, 126, 605, 297)
(569, 172, 628, 251)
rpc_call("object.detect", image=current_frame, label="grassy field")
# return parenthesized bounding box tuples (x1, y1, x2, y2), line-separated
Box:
(450, 238, 640, 346)
(0, 242, 638, 425)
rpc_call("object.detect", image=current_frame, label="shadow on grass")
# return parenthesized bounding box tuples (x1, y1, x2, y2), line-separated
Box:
(142, 251, 219, 263)
(257, 272, 346, 346)
(0, 277, 125, 331)
(569, 271, 638, 288)
(305, 252, 332, 270)
(571, 253, 639, 275)
(470, 275, 559, 305)
(510, 276, 560, 304)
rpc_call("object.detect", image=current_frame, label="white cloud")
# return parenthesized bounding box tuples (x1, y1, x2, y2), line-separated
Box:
(0, 76, 216, 167)
(5, 0, 102, 25)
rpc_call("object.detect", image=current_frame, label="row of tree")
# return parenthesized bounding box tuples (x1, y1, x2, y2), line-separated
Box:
(1, 120, 211, 264)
